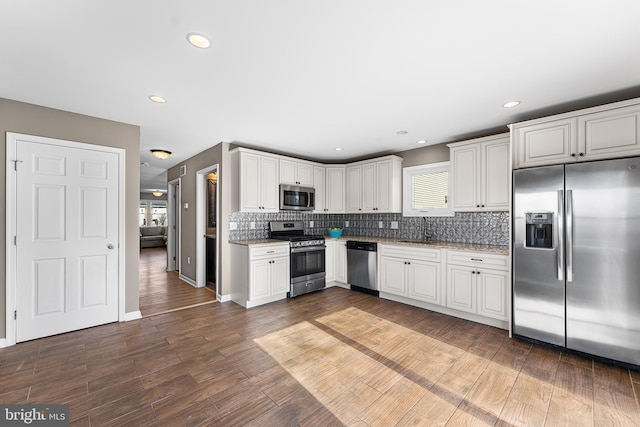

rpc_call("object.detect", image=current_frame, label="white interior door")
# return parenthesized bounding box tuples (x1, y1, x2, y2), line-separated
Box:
(15, 139, 119, 342)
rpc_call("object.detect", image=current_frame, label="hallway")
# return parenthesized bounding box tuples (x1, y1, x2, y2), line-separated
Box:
(139, 247, 216, 317)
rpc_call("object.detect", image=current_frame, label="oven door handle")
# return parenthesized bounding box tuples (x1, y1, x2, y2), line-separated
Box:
(290, 245, 326, 254)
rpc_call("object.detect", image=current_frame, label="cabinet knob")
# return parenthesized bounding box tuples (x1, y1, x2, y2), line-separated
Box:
(579, 152, 584, 157)
(571, 153, 576, 157)
(476, 204, 480, 208)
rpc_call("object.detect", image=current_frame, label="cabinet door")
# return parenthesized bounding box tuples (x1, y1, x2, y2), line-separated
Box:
(579, 104, 640, 161)
(250, 259, 270, 300)
(482, 140, 510, 210)
(271, 257, 290, 294)
(346, 165, 362, 212)
(297, 163, 314, 186)
(446, 265, 475, 313)
(313, 166, 326, 213)
(325, 241, 335, 282)
(240, 153, 261, 212)
(325, 167, 345, 213)
(375, 159, 392, 212)
(514, 118, 577, 168)
(361, 162, 377, 212)
(450, 145, 480, 211)
(260, 156, 279, 211)
(380, 257, 407, 296)
(477, 269, 507, 320)
(408, 261, 441, 305)
(279, 159, 297, 184)
(335, 242, 347, 283)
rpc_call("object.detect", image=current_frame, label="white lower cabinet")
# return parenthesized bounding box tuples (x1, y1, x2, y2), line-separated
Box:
(230, 243, 290, 308)
(379, 245, 442, 305)
(379, 245, 509, 328)
(326, 240, 347, 286)
(446, 251, 508, 321)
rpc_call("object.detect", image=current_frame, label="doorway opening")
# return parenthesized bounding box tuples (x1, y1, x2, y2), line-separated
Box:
(196, 164, 219, 295)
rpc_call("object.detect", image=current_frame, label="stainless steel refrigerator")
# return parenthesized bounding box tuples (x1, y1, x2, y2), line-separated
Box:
(513, 157, 640, 366)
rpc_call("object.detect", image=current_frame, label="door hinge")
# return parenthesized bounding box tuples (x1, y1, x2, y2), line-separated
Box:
(14, 310, 17, 320)
(13, 160, 23, 171)
(14, 235, 17, 245)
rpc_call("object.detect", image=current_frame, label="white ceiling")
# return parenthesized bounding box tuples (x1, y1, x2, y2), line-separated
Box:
(2, 1, 640, 192)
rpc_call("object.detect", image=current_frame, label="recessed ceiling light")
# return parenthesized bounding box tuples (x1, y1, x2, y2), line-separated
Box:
(187, 33, 211, 49)
(152, 191, 163, 197)
(396, 130, 408, 135)
(335, 147, 343, 151)
(503, 101, 521, 108)
(149, 95, 167, 104)
(416, 140, 428, 144)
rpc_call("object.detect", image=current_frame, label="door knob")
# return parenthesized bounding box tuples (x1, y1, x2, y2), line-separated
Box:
(108, 244, 114, 250)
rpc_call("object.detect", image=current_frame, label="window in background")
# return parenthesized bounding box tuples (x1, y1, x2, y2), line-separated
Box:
(403, 162, 454, 217)
(140, 200, 167, 226)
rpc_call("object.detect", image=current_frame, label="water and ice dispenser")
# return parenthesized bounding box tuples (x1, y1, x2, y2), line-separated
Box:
(525, 212, 553, 249)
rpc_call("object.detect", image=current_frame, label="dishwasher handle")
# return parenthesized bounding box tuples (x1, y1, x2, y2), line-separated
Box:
(346, 241, 377, 251)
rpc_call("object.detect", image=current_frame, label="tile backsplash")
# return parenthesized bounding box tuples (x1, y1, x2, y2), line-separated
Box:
(229, 211, 508, 246)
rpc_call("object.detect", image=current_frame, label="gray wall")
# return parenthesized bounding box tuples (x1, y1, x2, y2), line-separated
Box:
(0, 98, 140, 338)
(167, 142, 232, 296)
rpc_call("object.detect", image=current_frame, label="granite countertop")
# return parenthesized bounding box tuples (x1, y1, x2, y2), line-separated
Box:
(325, 236, 509, 255)
(230, 236, 509, 255)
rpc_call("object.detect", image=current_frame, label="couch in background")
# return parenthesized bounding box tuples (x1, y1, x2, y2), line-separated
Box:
(140, 226, 167, 248)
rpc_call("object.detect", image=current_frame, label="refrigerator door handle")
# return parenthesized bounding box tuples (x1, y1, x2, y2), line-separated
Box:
(566, 189, 574, 283)
(557, 190, 564, 281)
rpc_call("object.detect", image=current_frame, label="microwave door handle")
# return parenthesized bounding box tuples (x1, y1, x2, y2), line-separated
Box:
(566, 189, 574, 283)
(557, 190, 564, 281)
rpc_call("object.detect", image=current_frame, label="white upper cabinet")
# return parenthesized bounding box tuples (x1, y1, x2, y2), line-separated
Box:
(232, 149, 279, 212)
(314, 166, 345, 213)
(279, 158, 314, 186)
(513, 99, 640, 169)
(448, 134, 509, 212)
(346, 156, 402, 213)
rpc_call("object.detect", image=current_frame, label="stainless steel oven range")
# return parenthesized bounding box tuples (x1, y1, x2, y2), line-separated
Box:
(269, 221, 326, 297)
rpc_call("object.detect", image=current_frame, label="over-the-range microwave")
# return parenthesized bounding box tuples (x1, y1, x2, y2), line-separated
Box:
(279, 184, 315, 211)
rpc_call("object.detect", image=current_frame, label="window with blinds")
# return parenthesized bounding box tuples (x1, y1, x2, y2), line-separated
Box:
(403, 162, 454, 217)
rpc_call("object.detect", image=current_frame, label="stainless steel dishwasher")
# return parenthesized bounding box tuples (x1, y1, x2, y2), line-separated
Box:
(346, 241, 378, 296)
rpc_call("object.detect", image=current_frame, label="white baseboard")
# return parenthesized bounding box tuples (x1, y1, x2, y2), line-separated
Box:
(217, 294, 231, 303)
(0, 338, 7, 348)
(179, 274, 198, 287)
(123, 311, 142, 321)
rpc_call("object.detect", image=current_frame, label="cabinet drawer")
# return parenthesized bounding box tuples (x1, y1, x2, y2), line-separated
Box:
(250, 244, 289, 259)
(380, 244, 441, 262)
(446, 250, 507, 270)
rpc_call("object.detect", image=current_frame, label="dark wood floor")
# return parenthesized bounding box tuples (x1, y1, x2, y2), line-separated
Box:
(1, 287, 639, 426)
(139, 247, 216, 317)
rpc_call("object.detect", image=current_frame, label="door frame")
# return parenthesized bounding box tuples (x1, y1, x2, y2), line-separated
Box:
(196, 164, 219, 290)
(167, 178, 181, 272)
(5, 132, 126, 347)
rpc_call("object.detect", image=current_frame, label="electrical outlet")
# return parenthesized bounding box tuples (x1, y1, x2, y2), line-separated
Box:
(187, 256, 191, 264)
(229, 222, 238, 230)
(378, 221, 384, 228)
(345, 221, 349, 227)
(309, 221, 314, 228)
(250, 222, 256, 229)
(390, 221, 399, 229)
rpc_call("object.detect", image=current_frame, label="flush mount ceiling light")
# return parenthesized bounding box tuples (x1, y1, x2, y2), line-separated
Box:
(335, 147, 343, 151)
(148, 95, 167, 104)
(503, 101, 521, 108)
(150, 149, 172, 160)
(187, 32, 211, 49)
(152, 191, 163, 197)
(416, 140, 428, 144)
